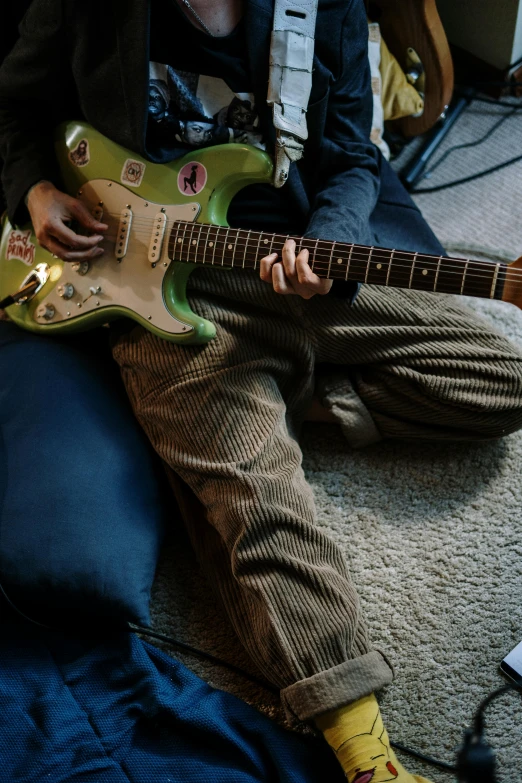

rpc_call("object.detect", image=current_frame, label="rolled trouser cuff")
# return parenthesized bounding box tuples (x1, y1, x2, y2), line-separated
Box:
(280, 650, 394, 723)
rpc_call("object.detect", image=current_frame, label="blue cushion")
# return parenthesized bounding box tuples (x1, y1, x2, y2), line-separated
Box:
(0, 321, 167, 627)
(0, 623, 345, 782)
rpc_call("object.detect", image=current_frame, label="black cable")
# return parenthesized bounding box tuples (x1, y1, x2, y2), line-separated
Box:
(461, 80, 522, 89)
(391, 740, 456, 773)
(411, 153, 522, 194)
(469, 94, 522, 107)
(420, 106, 517, 180)
(127, 621, 278, 693)
(408, 85, 522, 194)
(0, 580, 274, 691)
(474, 684, 522, 736)
(0, 580, 54, 629)
(0, 294, 15, 309)
(0, 279, 40, 309)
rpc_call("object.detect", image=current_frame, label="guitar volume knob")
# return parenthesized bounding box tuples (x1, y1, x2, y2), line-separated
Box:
(36, 303, 56, 321)
(57, 283, 74, 299)
(71, 261, 89, 276)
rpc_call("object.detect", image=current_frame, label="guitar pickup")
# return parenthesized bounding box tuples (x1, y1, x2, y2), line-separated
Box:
(148, 211, 167, 265)
(115, 207, 133, 260)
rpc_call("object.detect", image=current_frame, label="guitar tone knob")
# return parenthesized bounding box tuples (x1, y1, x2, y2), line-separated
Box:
(72, 261, 89, 276)
(57, 283, 74, 300)
(36, 303, 55, 321)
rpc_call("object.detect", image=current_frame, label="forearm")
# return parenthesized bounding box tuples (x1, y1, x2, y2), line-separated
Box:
(304, 0, 381, 247)
(0, 0, 67, 225)
(0, 108, 60, 225)
(304, 157, 380, 247)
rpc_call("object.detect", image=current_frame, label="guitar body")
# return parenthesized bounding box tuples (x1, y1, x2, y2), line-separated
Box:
(0, 122, 273, 344)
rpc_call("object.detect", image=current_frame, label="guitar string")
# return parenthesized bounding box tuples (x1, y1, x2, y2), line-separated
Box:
(65, 216, 522, 284)
(94, 212, 518, 273)
(91, 210, 514, 271)
(95, 210, 516, 271)
(95, 224, 512, 275)
(76, 239, 520, 288)
(88, 235, 520, 288)
(78, 252, 520, 297)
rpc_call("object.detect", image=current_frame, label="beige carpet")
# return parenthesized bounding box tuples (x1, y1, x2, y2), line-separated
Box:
(147, 99, 522, 782)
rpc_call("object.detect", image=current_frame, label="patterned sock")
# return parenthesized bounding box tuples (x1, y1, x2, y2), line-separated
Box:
(316, 694, 432, 783)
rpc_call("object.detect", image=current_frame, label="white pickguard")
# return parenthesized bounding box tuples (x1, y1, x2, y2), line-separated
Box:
(33, 180, 200, 335)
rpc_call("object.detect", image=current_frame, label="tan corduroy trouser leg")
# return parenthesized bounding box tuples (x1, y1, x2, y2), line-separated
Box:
(111, 268, 522, 722)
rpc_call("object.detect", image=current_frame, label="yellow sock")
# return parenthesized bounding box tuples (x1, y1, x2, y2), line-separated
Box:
(316, 694, 433, 783)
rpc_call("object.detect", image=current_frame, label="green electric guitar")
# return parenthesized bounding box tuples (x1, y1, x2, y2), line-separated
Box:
(1, 121, 521, 344)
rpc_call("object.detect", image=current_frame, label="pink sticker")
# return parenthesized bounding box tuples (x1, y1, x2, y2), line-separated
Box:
(121, 158, 146, 187)
(177, 161, 207, 196)
(6, 229, 36, 266)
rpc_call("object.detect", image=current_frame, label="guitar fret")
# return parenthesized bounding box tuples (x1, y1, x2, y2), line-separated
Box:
(460, 260, 469, 295)
(254, 231, 263, 269)
(222, 227, 231, 265)
(232, 229, 240, 267)
(327, 242, 334, 279)
(243, 229, 251, 268)
(490, 263, 500, 298)
(188, 221, 197, 263)
(364, 246, 374, 283)
(196, 223, 204, 265)
(269, 233, 276, 256)
(312, 238, 319, 272)
(181, 221, 190, 262)
(386, 250, 394, 286)
(345, 244, 353, 281)
(202, 223, 211, 264)
(209, 225, 217, 265)
(434, 256, 442, 291)
(408, 252, 418, 288)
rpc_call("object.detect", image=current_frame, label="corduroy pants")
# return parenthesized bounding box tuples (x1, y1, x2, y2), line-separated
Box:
(111, 267, 522, 722)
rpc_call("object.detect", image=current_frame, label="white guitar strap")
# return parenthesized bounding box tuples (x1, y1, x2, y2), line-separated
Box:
(267, 0, 319, 187)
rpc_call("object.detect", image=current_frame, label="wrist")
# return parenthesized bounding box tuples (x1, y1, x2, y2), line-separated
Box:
(24, 179, 55, 207)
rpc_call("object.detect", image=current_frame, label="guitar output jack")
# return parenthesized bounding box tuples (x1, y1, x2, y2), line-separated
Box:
(15, 263, 50, 305)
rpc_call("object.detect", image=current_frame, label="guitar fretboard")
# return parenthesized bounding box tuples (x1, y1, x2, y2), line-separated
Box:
(168, 222, 507, 300)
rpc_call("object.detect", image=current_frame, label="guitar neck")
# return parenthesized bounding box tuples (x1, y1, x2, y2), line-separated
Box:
(168, 222, 508, 301)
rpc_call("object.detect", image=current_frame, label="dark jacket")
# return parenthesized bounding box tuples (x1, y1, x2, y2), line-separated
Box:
(0, 0, 380, 250)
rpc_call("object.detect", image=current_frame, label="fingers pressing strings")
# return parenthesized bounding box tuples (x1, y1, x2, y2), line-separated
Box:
(260, 238, 333, 298)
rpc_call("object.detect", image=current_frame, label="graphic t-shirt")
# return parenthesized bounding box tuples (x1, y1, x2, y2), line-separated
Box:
(147, 0, 304, 233)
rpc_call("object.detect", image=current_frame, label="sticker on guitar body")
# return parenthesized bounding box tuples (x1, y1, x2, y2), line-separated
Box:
(6, 229, 36, 266)
(121, 158, 146, 187)
(68, 138, 90, 167)
(178, 161, 207, 195)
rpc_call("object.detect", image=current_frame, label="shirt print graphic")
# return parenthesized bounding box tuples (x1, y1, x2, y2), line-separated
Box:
(149, 62, 265, 150)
